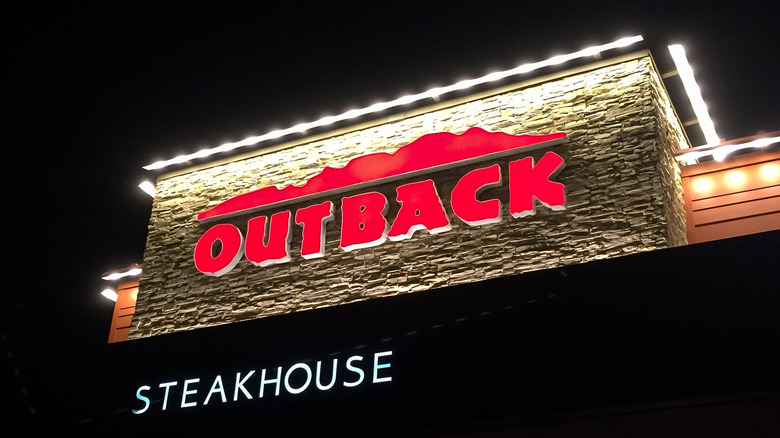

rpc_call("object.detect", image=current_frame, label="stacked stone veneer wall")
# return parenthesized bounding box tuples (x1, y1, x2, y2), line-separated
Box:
(130, 55, 688, 339)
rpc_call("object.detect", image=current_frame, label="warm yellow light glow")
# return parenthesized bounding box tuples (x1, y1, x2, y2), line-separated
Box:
(725, 171, 746, 188)
(759, 163, 780, 181)
(692, 177, 713, 193)
(143, 35, 644, 171)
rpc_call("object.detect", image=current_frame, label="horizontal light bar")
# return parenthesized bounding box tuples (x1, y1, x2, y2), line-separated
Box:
(101, 288, 118, 302)
(143, 35, 644, 171)
(139, 180, 156, 198)
(668, 44, 720, 146)
(675, 135, 780, 163)
(101, 267, 143, 281)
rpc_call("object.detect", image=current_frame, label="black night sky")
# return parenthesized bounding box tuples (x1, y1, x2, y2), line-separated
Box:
(2, 1, 778, 433)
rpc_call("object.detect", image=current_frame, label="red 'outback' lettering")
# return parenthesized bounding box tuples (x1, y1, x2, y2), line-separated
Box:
(194, 128, 567, 277)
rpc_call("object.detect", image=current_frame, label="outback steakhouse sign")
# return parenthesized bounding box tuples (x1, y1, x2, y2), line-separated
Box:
(193, 127, 568, 276)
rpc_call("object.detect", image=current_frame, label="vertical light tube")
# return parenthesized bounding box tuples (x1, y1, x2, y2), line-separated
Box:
(668, 44, 720, 146)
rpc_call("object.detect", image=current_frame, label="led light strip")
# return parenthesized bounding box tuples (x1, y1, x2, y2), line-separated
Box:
(668, 44, 720, 146)
(142, 36, 644, 171)
(101, 267, 143, 281)
(138, 180, 156, 197)
(676, 136, 780, 163)
(101, 288, 118, 302)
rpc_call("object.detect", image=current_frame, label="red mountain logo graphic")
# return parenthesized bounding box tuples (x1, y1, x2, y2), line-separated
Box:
(198, 127, 566, 221)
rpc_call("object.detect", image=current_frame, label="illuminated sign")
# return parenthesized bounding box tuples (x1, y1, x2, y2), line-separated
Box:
(194, 128, 568, 276)
(132, 350, 393, 414)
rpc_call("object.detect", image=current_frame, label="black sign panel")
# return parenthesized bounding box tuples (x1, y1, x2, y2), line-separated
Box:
(62, 231, 780, 435)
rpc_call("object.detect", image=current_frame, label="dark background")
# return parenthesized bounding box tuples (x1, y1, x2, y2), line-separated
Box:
(2, 1, 778, 433)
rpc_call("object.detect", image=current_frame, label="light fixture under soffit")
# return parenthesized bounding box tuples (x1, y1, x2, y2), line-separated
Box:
(101, 288, 118, 302)
(667, 44, 720, 146)
(676, 135, 780, 163)
(101, 266, 143, 281)
(142, 35, 645, 172)
(139, 180, 156, 198)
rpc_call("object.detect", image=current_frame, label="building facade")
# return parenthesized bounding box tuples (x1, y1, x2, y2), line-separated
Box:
(88, 43, 779, 436)
(133, 52, 688, 338)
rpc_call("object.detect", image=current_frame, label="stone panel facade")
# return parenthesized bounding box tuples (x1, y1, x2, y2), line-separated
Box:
(131, 54, 688, 339)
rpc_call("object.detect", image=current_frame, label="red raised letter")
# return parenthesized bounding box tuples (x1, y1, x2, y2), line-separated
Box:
(509, 151, 566, 218)
(340, 192, 389, 252)
(295, 201, 335, 259)
(451, 164, 503, 226)
(245, 211, 293, 267)
(388, 179, 451, 241)
(194, 224, 244, 277)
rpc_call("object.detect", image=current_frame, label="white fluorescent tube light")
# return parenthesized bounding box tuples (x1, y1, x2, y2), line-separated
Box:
(668, 44, 720, 146)
(101, 267, 143, 281)
(675, 135, 780, 163)
(101, 288, 118, 302)
(143, 35, 644, 171)
(139, 180, 156, 198)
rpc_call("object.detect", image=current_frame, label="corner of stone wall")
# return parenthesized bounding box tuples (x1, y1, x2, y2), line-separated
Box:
(128, 55, 694, 340)
(648, 65, 689, 248)
(128, 212, 159, 340)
